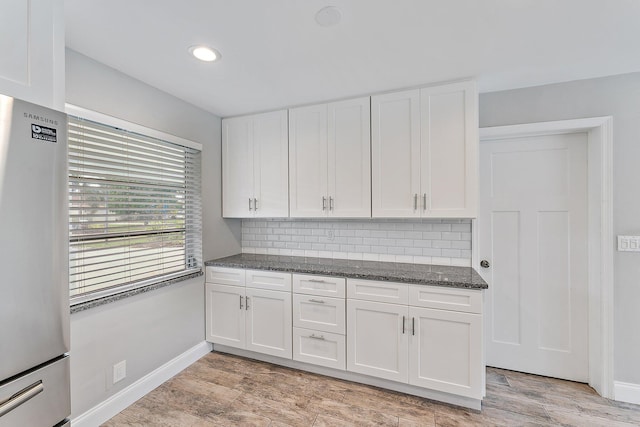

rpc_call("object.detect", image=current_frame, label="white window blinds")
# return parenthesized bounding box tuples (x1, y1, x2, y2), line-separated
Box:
(68, 116, 202, 301)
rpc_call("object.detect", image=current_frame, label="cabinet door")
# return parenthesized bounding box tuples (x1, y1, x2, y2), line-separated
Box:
(420, 81, 478, 217)
(0, 0, 64, 109)
(289, 104, 328, 217)
(222, 116, 254, 217)
(408, 307, 482, 398)
(327, 97, 371, 217)
(205, 284, 246, 349)
(253, 110, 289, 217)
(371, 90, 421, 217)
(245, 288, 293, 359)
(347, 299, 409, 382)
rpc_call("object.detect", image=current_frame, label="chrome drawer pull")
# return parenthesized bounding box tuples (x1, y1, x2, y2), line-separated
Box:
(307, 279, 326, 283)
(0, 381, 44, 417)
(309, 334, 325, 341)
(308, 299, 325, 304)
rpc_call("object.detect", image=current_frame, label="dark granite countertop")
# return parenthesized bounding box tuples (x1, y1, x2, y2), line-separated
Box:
(205, 254, 488, 290)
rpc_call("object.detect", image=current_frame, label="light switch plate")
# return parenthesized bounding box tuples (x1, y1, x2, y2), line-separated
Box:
(617, 235, 640, 252)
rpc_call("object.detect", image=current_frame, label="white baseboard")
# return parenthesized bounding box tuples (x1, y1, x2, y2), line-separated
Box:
(614, 381, 640, 405)
(72, 341, 212, 427)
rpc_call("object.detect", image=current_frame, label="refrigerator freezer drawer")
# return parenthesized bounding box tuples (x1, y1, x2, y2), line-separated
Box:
(0, 356, 70, 427)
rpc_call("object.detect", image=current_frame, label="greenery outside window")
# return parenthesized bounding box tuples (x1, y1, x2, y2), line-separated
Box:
(68, 111, 202, 304)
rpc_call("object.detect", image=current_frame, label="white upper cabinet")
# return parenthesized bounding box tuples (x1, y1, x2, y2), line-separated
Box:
(222, 110, 288, 218)
(0, 0, 64, 109)
(372, 80, 478, 218)
(290, 97, 371, 218)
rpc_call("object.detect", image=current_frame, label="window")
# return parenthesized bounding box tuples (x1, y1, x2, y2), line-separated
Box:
(68, 114, 202, 303)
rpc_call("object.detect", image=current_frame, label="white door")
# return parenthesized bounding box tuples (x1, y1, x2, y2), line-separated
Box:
(408, 307, 482, 398)
(222, 116, 254, 217)
(253, 110, 289, 217)
(347, 299, 409, 382)
(205, 284, 246, 348)
(371, 89, 421, 218)
(328, 97, 371, 218)
(289, 104, 328, 217)
(478, 132, 588, 382)
(245, 288, 293, 359)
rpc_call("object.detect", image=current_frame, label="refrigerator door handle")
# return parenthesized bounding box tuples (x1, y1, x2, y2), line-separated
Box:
(0, 380, 44, 417)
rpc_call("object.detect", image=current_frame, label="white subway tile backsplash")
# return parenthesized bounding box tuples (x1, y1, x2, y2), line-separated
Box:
(241, 218, 472, 267)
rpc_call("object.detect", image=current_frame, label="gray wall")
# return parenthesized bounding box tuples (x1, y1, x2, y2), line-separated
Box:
(65, 49, 241, 417)
(479, 72, 640, 385)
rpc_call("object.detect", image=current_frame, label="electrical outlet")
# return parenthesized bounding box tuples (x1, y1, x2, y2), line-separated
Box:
(113, 360, 126, 384)
(617, 235, 640, 252)
(327, 229, 335, 241)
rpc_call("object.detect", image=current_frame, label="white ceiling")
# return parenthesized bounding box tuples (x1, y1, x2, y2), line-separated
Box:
(65, 0, 640, 118)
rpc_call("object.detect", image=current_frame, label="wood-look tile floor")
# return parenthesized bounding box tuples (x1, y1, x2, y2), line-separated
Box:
(103, 352, 640, 426)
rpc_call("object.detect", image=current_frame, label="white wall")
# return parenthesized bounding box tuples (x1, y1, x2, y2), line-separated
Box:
(65, 49, 241, 417)
(479, 72, 640, 386)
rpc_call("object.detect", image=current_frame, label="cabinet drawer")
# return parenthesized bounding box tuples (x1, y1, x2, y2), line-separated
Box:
(293, 274, 346, 297)
(409, 285, 482, 314)
(246, 270, 292, 291)
(347, 279, 409, 304)
(293, 327, 345, 370)
(206, 266, 245, 286)
(293, 294, 345, 334)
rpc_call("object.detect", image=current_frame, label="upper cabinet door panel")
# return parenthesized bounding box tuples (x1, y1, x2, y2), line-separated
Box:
(371, 90, 421, 218)
(421, 81, 478, 217)
(0, 0, 64, 109)
(222, 116, 254, 217)
(328, 97, 371, 218)
(289, 104, 328, 217)
(253, 110, 289, 217)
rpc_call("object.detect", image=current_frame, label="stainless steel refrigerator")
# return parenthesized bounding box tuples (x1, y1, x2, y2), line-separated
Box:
(0, 94, 70, 426)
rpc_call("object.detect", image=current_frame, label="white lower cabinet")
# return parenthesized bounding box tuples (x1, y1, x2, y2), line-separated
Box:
(293, 327, 346, 370)
(347, 279, 484, 400)
(408, 307, 482, 398)
(346, 299, 409, 382)
(206, 268, 484, 406)
(205, 267, 292, 359)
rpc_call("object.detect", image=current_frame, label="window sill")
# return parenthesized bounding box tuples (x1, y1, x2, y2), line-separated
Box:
(70, 270, 204, 314)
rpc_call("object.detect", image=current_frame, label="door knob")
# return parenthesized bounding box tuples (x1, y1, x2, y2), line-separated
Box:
(480, 260, 490, 268)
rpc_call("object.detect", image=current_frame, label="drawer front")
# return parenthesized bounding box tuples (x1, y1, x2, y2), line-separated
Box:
(293, 294, 346, 334)
(246, 270, 292, 291)
(293, 274, 346, 298)
(206, 266, 245, 286)
(347, 279, 409, 304)
(408, 285, 482, 314)
(293, 327, 346, 370)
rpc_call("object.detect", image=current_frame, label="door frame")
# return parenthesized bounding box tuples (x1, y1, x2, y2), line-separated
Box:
(474, 117, 614, 398)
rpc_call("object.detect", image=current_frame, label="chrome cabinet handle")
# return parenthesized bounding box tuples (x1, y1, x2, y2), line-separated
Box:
(402, 316, 405, 334)
(240, 295, 243, 309)
(329, 196, 334, 211)
(245, 296, 250, 310)
(322, 196, 327, 210)
(309, 334, 325, 341)
(422, 193, 427, 211)
(0, 381, 44, 417)
(254, 198, 258, 211)
(308, 299, 325, 304)
(307, 279, 326, 283)
(412, 317, 415, 336)
(248, 198, 253, 211)
(413, 194, 418, 210)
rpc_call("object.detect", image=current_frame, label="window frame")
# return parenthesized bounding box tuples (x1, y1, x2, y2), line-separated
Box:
(66, 104, 203, 306)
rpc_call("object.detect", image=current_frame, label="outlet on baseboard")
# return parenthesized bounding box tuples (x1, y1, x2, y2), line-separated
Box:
(113, 360, 127, 384)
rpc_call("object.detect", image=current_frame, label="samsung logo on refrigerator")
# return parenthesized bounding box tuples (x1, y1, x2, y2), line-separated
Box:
(31, 124, 57, 143)
(24, 112, 59, 126)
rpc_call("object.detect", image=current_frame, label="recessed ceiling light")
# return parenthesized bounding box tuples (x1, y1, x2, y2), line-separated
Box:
(315, 6, 342, 27)
(189, 45, 220, 62)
